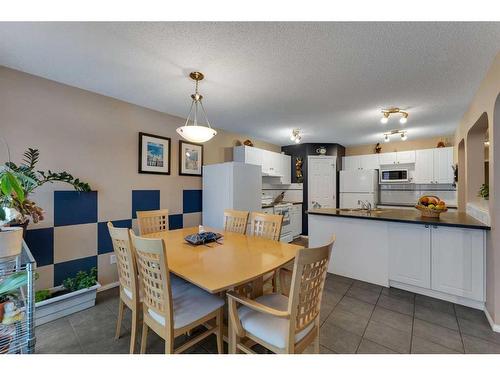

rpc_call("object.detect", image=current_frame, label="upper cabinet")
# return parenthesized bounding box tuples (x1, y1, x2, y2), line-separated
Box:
(234, 146, 291, 184)
(415, 147, 453, 184)
(379, 151, 415, 165)
(342, 154, 379, 171)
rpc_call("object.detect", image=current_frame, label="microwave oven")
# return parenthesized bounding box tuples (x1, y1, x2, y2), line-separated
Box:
(380, 169, 409, 183)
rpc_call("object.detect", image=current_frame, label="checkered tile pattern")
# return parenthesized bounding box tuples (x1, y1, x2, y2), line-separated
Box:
(25, 189, 202, 290)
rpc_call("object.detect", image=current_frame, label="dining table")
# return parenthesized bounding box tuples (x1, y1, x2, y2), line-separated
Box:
(144, 226, 303, 297)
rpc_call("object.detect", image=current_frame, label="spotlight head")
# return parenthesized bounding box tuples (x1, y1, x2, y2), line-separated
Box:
(384, 134, 390, 143)
(399, 117, 407, 124)
(380, 113, 389, 124)
(401, 132, 408, 141)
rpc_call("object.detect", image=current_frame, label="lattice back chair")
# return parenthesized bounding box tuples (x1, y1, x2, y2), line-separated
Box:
(107, 222, 140, 354)
(130, 230, 225, 354)
(223, 209, 249, 234)
(246, 212, 284, 292)
(248, 212, 283, 240)
(228, 237, 334, 354)
(136, 209, 169, 235)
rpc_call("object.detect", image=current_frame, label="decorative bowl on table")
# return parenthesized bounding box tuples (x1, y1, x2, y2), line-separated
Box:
(415, 195, 448, 218)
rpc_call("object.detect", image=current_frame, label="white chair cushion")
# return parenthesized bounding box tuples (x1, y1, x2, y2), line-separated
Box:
(148, 281, 224, 330)
(238, 293, 314, 349)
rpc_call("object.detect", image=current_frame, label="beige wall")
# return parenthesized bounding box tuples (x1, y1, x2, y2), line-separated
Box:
(0, 66, 279, 289)
(454, 52, 500, 326)
(345, 136, 454, 156)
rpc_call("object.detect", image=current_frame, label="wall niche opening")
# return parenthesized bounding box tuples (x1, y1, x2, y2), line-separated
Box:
(466, 112, 489, 211)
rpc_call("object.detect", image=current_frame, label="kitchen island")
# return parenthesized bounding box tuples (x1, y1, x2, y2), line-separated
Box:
(309, 207, 490, 309)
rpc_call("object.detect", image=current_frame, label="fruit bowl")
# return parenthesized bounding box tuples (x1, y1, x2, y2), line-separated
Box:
(415, 195, 448, 218)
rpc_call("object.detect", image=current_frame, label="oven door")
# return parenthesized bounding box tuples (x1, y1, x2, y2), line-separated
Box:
(380, 169, 409, 183)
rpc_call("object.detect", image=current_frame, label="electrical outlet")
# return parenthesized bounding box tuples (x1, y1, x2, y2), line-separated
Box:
(110, 254, 117, 264)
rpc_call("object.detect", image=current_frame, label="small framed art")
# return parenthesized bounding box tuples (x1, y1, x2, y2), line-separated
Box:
(179, 140, 203, 176)
(138, 132, 171, 175)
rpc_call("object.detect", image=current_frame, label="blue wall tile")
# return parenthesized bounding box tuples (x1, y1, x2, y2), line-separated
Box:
(132, 190, 160, 219)
(169, 214, 183, 230)
(54, 191, 98, 227)
(183, 189, 202, 213)
(97, 219, 132, 255)
(53, 255, 97, 286)
(25, 227, 54, 267)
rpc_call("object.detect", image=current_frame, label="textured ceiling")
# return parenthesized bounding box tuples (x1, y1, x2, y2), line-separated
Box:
(0, 22, 499, 146)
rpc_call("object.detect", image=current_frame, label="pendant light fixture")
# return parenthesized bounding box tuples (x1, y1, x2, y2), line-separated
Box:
(176, 72, 217, 143)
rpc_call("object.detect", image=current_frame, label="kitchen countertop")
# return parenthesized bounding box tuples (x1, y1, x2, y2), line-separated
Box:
(262, 201, 303, 209)
(307, 207, 490, 230)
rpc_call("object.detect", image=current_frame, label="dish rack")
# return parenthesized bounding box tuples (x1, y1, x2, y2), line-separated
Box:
(0, 241, 36, 354)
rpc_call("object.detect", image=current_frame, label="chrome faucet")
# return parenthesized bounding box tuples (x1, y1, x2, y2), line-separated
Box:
(358, 200, 372, 213)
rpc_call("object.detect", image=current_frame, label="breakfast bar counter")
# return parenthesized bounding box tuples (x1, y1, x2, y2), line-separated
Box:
(307, 207, 490, 230)
(308, 207, 488, 310)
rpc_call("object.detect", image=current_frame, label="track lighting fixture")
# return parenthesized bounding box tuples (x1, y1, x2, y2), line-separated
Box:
(380, 108, 409, 124)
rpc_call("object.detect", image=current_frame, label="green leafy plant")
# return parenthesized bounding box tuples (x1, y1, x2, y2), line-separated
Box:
(35, 289, 51, 303)
(62, 268, 97, 292)
(478, 183, 489, 200)
(3, 148, 91, 224)
(0, 170, 26, 222)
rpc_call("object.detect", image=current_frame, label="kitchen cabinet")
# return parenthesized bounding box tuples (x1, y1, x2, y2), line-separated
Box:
(342, 154, 379, 170)
(415, 147, 454, 184)
(389, 224, 431, 288)
(234, 146, 291, 184)
(379, 151, 415, 165)
(431, 226, 484, 301)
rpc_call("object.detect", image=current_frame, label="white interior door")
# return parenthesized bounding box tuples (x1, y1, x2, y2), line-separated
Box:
(308, 156, 336, 209)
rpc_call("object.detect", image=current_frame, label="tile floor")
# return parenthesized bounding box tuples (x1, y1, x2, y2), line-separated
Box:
(35, 272, 500, 354)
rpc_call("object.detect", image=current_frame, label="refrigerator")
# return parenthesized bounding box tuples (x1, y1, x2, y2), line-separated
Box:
(339, 170, 379, 209)
(203, 162, 261, 229)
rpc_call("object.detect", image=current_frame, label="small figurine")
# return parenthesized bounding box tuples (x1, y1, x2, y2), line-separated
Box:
(1, 302, 24, 325)
(295, 157, 303, 183)
(243, 139, 254, 147)
(375, 143, 382, 154)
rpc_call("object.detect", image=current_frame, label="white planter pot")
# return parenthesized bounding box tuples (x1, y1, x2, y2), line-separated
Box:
(34, 283, 101, 326)
(0, 227, 23, 259)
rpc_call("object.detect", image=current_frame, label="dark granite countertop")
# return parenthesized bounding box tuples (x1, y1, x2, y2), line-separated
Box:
(307, 207, 490, 230)
(262, 201, 303, 209)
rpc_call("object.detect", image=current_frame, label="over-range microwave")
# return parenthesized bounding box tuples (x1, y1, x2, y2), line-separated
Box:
(380, 169, 409, 183)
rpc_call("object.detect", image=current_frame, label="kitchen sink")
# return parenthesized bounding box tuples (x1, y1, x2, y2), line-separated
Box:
(335, 208, 389, 214)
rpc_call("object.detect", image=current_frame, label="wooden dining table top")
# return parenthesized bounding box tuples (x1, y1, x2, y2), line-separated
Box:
(144, 226, 303, 294)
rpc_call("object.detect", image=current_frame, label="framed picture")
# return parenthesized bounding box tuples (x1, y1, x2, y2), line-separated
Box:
(179, 140, 203, 176)
(138, 132, 171, 175)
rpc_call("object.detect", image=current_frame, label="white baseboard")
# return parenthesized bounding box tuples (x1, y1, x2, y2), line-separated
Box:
(484, 308, 500, 333)
(97, 281, 119, 292)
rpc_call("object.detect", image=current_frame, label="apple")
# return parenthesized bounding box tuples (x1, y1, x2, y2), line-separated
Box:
(428, 204, 435, 209)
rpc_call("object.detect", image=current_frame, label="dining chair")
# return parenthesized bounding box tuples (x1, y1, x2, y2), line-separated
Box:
(247, 212, 284, 292)
(129, 230, 225, 354)
(136, 209, 169, 235)
(248, 212, 283, 240)
(223, 209, 249, 234)
(107, 222, 140, 354)
(227, 237, 335, 354)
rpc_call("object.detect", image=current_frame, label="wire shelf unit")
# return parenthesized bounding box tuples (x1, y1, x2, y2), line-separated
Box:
(0, 241, 36, 354)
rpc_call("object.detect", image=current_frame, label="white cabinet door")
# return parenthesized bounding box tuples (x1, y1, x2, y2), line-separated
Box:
(260, 150, 273, 175)
(396, 151, 416, 164)
(294, 204, 302, 236)
(234, 146, 262, 167)
(342, 156, 360, 171)
(389, 224, 431, 288)
(431, 226, 485, 301)
(360, 154, 380, 170)
(379, 152, 398, 165)
(415, 149, 434, 183)
(434, 147, 454, 184)
(280, 154, 291, 184)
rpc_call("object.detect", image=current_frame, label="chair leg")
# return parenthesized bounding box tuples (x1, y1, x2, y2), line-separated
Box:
(216, 308, 224, 354)
(140, 322, 148, 354)
(165, 336, 174, 354)
(115, 299, 124, 340)
(129, 309, 139, 354)
(272, 271, 277, 293)
(228, 317, 238, 354)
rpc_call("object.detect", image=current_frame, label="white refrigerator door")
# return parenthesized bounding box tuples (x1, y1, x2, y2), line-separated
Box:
(340, 193, 377, 209)
(340, 170, 377, 193)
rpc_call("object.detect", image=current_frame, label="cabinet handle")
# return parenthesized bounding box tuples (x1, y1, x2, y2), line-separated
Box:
(425, 224, 429, 228)
(433, 225, 438, 229)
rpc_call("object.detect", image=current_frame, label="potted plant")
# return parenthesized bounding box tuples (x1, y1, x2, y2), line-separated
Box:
(3, 148, 91, 234)
(478, 183, 489, 200)
(35, 267, 100, 326)
(0, 170, 26, 259)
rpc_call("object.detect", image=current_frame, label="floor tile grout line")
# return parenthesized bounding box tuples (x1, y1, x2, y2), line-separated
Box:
(453, 304, 466, 353)
(66, 317, 87, 354)
(409, 294, 416, 353)
(320, 279, 353, 328)
(355, 287, 382, 353)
